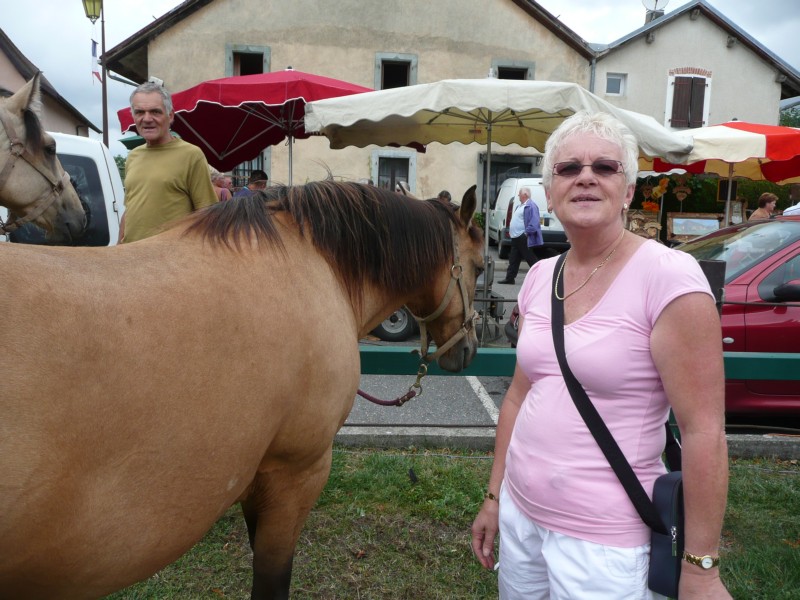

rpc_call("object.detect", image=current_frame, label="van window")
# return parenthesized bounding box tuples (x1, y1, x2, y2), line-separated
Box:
(10, 153, 110, 246)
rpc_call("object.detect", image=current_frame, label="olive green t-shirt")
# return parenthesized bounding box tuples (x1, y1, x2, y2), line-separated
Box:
(122, 139, 218, 242)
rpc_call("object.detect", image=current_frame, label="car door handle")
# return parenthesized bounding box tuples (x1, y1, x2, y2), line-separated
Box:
(722, 337, 734, 344)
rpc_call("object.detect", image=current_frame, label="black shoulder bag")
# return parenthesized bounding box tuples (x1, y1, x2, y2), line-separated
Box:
(550, 252, 684, 598)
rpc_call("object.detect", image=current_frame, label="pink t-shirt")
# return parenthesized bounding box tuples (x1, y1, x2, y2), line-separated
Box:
(505, 240, 713, 547)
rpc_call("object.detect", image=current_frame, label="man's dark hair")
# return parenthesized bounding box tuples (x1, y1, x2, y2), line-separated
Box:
(248, 170, 268, 185)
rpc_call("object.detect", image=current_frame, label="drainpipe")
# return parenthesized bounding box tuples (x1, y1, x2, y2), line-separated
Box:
(589, 56, 597, 94)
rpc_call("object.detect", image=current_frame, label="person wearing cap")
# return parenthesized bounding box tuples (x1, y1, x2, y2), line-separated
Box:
(234, 170, 269, 198)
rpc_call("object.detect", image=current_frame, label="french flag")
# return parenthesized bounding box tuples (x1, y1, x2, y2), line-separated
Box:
(92, 40, 102, 83)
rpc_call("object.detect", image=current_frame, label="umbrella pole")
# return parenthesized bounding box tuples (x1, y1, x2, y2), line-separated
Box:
(288, 135, 294, 186)
(724, 163, 734, 226)
(480, 120, 492, 346)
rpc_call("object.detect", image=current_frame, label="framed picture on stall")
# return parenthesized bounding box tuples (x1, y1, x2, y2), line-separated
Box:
(667, 212, 721, 243)
(727, 200, 745, 225)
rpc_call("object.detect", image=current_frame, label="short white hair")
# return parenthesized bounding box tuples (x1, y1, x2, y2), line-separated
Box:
(542, 111, 639, 188)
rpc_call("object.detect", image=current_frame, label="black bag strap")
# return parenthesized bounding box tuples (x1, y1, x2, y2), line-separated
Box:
(550, 252, 669, 535)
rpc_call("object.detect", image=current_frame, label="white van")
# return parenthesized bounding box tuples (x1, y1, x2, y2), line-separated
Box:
(487, 176, 568, 258)
(1, 132, 124, 246)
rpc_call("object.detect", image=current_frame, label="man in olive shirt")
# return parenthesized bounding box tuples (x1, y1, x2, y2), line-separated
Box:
(119, 82, 217, 243)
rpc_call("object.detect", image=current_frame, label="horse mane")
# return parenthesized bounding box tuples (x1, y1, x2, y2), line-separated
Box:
(182, 180, 480, 306)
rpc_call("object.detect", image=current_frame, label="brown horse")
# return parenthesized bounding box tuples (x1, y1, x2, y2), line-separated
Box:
(0, 181, 482, 599)
(0, 72, 87, 243)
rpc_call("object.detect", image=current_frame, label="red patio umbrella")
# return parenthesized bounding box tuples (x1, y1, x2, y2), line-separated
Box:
(640, 121, 800, 223)
(118, 68, 372, 183)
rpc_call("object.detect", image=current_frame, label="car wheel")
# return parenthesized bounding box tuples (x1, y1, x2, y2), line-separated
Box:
(371, 307, 417, 342)
(498, 244, 510, 259)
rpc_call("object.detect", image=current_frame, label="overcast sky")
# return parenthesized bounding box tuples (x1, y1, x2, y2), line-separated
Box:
(3, 0, 798, 157)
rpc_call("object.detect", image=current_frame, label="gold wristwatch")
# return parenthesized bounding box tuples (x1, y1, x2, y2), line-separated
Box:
(682, 551, 720, 569)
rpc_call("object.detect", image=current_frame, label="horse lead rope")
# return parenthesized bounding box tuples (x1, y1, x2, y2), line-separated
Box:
(358, 222, 475, 407)
(356, 363, 428, 407)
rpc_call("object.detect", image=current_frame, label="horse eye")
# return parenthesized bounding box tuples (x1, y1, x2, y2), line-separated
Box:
(46, 144, 57, 156)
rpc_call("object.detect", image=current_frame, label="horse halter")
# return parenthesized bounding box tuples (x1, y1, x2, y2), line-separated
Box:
(408, 222, 478, 364)
(0, 110, 72, 234)
(356, 224, 475, 407)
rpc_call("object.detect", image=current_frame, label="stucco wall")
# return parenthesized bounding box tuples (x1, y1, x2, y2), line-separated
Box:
(0, 56, 89, 136)
(142, 0, 590, 203)
(595, 13, 782, 128)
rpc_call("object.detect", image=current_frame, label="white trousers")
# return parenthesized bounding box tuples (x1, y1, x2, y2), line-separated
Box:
(498, 486, 667, 600)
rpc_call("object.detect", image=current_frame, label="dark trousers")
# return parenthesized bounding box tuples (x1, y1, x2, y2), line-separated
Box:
(504, 234, 536, 280)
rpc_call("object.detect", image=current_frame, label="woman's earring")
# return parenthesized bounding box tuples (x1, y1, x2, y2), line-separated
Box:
(623, 203, 629, 210)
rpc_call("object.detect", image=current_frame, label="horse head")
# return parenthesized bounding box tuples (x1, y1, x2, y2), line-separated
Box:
(0, 73, 87, 243)
(407, 185, 483, 372)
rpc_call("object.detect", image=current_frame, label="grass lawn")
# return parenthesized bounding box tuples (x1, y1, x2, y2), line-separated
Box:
(107, 449, 800, 599)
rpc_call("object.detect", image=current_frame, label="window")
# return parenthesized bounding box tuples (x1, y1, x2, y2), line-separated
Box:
(225, 44, 270, 77)
(497, 67, 527, 80)
(486, 158, 541, 209)
(375, 53, 417, 90)
(670, 76, 706, 128)
(232, 154, 268, 190)
(10, 153, 110, 246)
(491, 60, 535, 81)
(758, 254, 800, 302)
(371, 149, 417, 193)
(606, 73, 626, 96)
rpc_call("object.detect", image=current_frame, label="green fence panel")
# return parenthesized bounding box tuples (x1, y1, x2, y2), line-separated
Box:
(360, 346, 800, 381)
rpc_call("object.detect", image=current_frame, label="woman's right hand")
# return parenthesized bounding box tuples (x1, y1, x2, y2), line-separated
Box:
(470, 498, 500, 570)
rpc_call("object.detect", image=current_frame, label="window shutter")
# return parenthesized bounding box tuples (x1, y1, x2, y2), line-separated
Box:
(689, 77, 706, 127)
(671, 76, 692, 127)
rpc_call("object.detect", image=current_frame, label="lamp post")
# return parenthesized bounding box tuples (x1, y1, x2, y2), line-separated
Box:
(82, 0, 108, 147)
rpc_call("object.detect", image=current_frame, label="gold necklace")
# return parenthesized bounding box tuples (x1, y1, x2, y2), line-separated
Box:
(554, 230, 625, 301)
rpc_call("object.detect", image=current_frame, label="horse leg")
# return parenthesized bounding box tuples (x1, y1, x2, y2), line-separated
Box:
(245, 451, 333, 600)
(241, 499, 259, 550)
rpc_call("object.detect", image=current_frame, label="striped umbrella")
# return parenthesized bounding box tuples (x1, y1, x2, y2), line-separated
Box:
(640, 121, 800, 223)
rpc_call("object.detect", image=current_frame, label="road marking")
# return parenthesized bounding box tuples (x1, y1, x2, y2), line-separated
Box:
(467, 376, 499, 424)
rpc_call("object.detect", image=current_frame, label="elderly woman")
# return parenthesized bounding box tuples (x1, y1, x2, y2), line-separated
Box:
(748, 192, 778, 221)
(209, 167, 232, 202)
(471, 111, 730, 599)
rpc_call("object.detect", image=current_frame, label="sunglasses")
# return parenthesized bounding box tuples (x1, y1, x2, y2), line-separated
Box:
(552, 160, 625, 177)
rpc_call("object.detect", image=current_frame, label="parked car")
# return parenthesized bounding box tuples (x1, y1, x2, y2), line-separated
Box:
(679, 216, 800, 416)
(487, 176, 568, 259)
(504, 217, 800, 416)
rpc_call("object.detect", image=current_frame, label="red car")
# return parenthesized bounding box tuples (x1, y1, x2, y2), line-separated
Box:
(679, 216, 800, 416)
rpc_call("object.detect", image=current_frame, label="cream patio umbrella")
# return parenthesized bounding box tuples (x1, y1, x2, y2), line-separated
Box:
(305, 78, 692, 251)
(305, 78, 693, 343)
(304, 78, 691, 208)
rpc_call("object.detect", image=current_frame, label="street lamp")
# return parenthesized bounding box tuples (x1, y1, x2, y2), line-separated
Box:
(82, 0, 108, 147)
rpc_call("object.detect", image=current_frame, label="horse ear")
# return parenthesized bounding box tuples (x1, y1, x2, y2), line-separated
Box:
(6, 72, 43, 120)
(395, 181, 419, 199)
(458, 185, 477, 228)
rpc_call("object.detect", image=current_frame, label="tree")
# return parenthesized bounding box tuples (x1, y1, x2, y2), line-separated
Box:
(780, 106, 800, 128)
(114, 155, 126, 183)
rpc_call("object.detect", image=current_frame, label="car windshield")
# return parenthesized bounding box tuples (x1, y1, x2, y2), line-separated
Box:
(679, 219, 800, 283)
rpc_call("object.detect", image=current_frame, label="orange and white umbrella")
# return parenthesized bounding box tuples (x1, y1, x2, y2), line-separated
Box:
(639, 121, 800, 223)
(642, 121, 800, 184)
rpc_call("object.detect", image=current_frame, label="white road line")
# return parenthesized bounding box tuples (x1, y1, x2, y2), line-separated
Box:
(467, 376, 499, 424)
